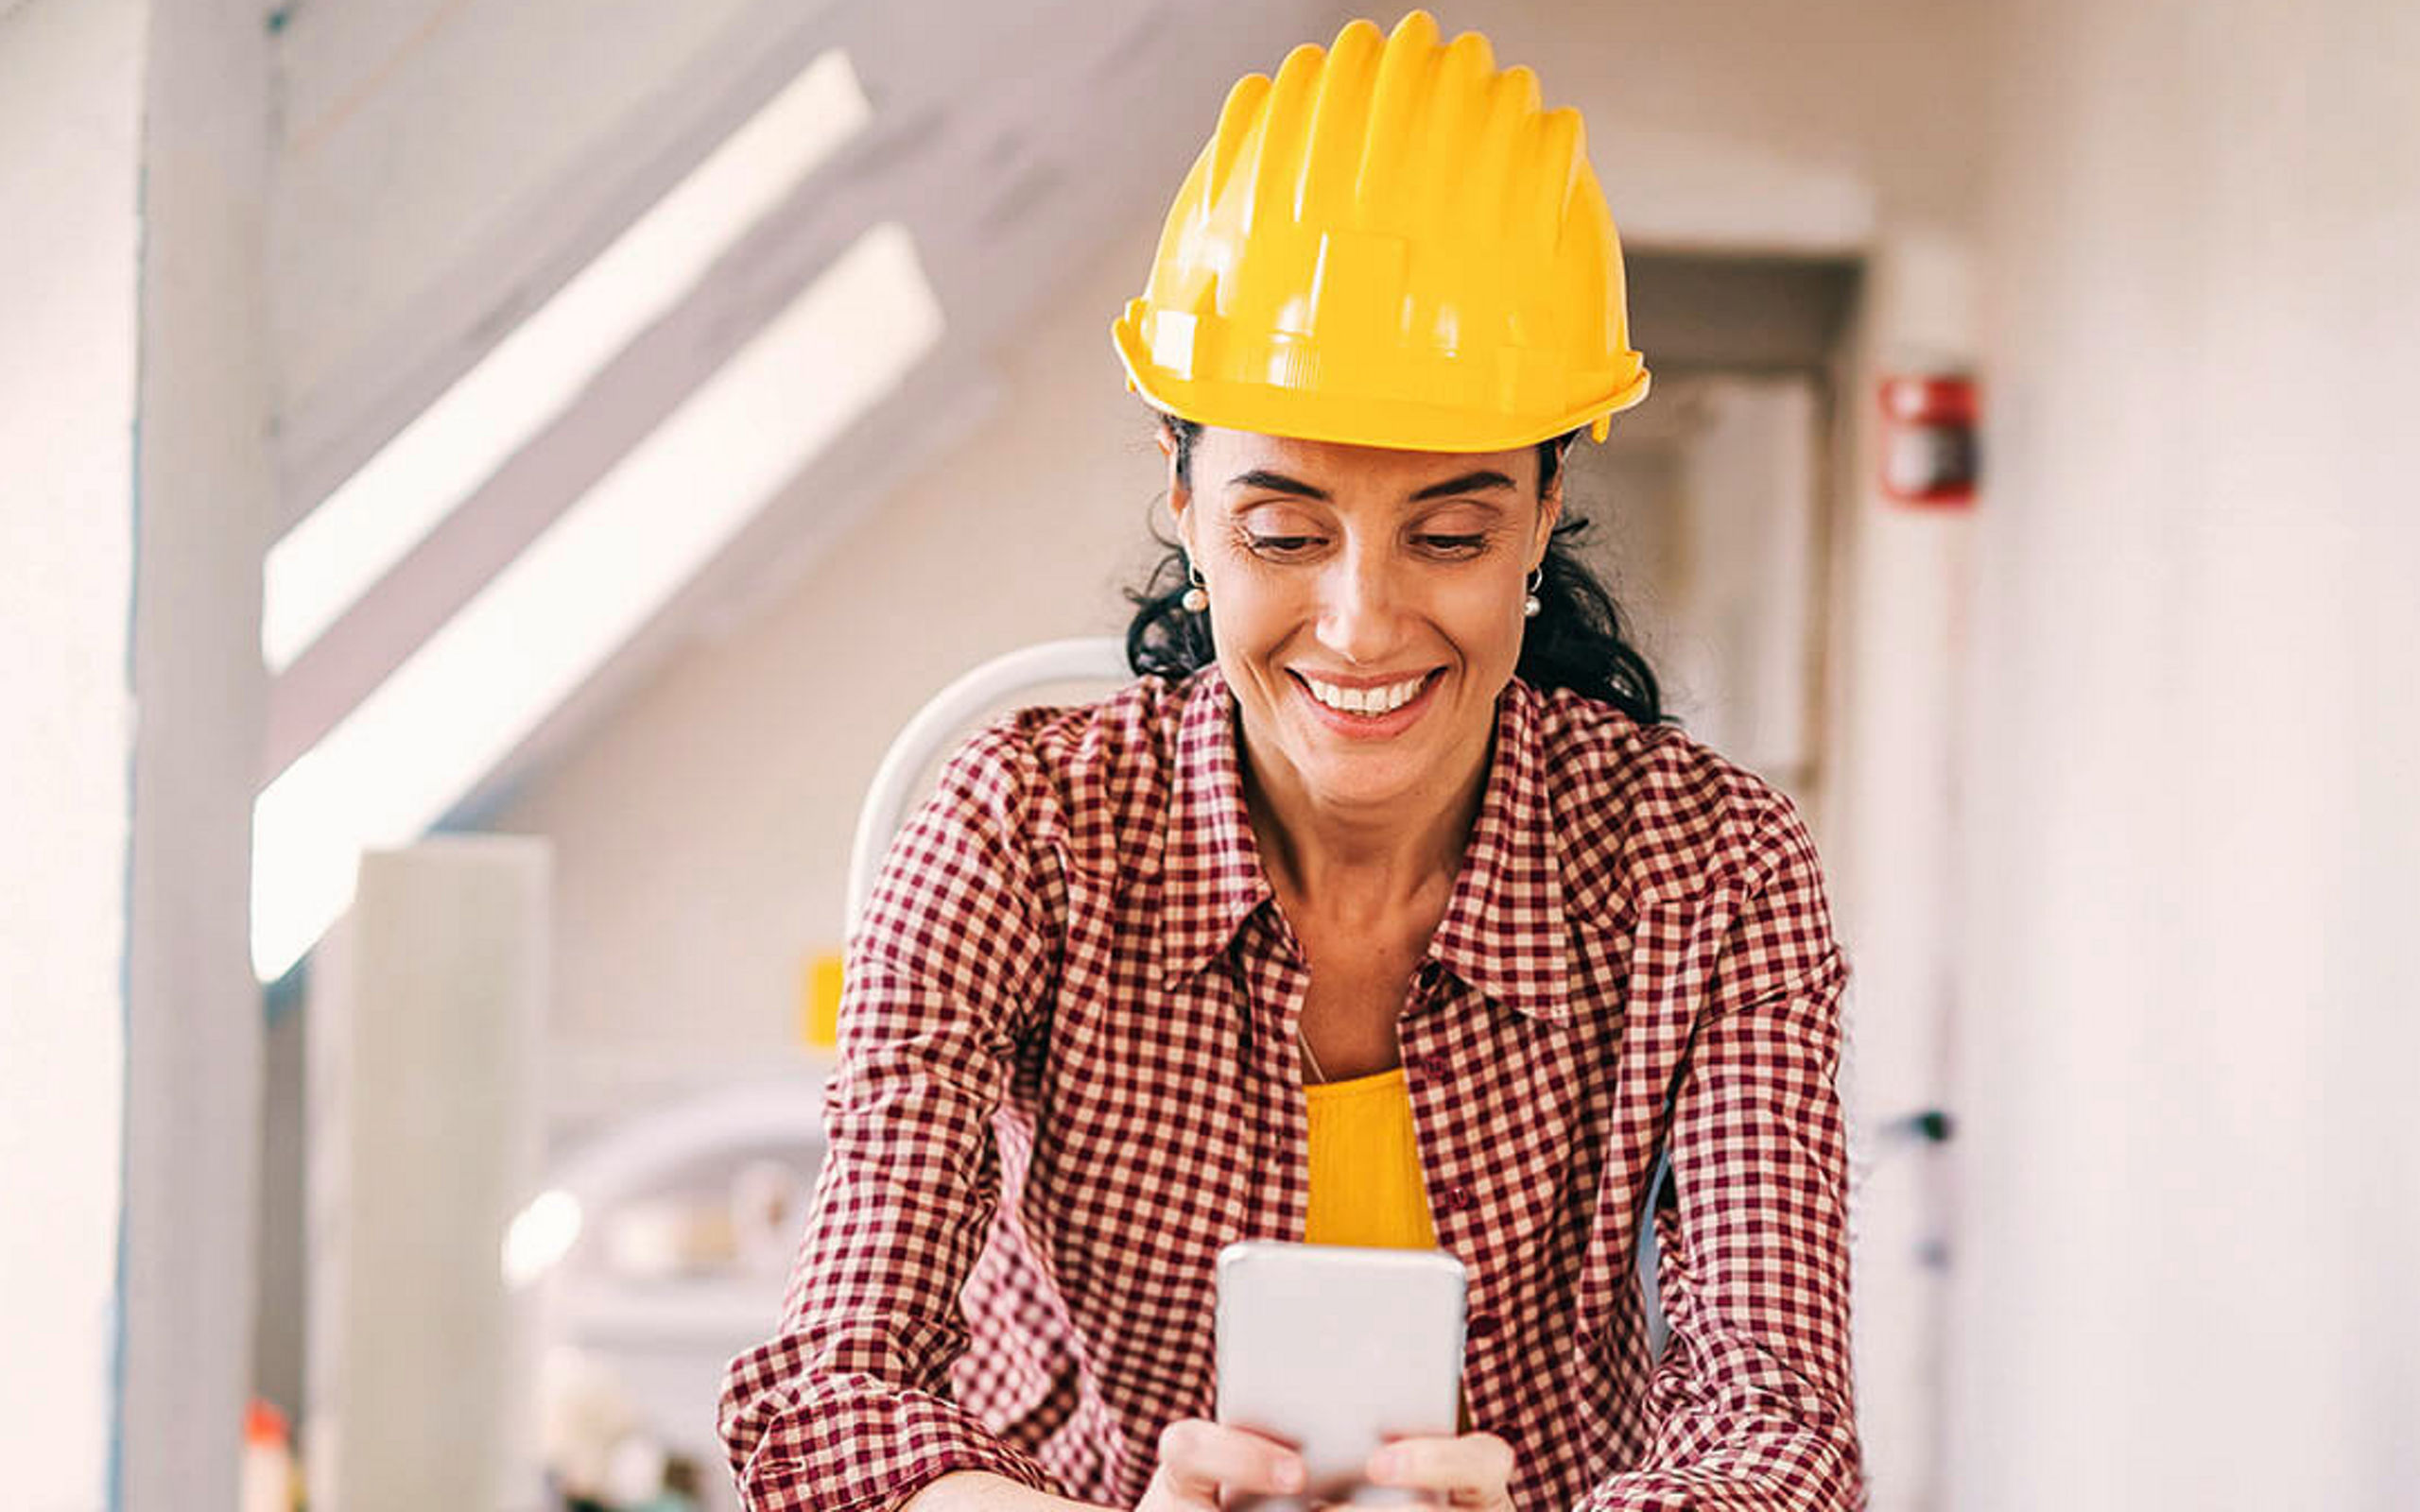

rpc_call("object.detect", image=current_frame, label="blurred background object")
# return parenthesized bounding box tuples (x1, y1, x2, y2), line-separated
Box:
(5, 0, 2415, 1508)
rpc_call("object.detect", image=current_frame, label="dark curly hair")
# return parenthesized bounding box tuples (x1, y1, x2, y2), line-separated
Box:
(1122, 414, 1668, 727)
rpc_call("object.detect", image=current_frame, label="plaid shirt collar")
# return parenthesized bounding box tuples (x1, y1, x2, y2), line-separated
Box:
(1152, 665, 1574, 1024)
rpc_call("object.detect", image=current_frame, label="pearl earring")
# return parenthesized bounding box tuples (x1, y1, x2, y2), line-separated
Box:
(1182, 558, 1209, 614)
(1523, 567, 1543, 619)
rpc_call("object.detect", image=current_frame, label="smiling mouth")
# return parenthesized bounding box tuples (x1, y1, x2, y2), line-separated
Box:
(1290, 668, 1442, 717)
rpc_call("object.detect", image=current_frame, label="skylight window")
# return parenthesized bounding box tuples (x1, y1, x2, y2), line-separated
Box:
(251, 221, 946, 981)
(260, 48, 873, 673)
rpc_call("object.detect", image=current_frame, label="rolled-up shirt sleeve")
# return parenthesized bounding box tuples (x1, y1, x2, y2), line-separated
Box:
(1580, 792, 1864, 1511)
(718, 725, 1070, 1512)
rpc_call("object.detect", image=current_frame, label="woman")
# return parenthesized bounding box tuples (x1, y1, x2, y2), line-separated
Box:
(720, 12, 1860, 1511)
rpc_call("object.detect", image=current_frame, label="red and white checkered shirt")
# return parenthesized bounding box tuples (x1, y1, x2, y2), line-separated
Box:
(719, 664, 1861, 1511)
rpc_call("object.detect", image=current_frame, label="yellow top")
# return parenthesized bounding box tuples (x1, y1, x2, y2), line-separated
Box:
(1303, 1066, 1439, 1250)
(1304, 1064, 1472, 1433)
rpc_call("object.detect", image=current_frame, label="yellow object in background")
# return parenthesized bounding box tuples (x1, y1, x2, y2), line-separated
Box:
(801, 951, 844, 1049)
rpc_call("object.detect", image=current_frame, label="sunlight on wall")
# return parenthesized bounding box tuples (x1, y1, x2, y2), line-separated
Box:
(251, 221, 945, 981)
(261, 48, 870, 673)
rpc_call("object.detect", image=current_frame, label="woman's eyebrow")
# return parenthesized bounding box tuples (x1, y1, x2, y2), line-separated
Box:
(1225, 467, 1519, 501)
(1409, 469, 1518, 500)
(1227, 469, 1329, 499)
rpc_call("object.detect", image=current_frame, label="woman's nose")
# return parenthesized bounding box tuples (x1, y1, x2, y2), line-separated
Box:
(1317, 546, 1407, 663)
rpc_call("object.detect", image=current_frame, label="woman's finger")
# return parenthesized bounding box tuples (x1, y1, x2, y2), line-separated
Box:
(1154, 1418, 1307, 1503)
(1366, 1432, 1517, 1509)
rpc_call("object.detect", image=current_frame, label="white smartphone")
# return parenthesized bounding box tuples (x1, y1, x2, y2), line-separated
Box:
(1214, 1240, 1466, 1509)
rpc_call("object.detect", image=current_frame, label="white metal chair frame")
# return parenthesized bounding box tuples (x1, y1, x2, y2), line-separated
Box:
(844, 636, 1132, 936)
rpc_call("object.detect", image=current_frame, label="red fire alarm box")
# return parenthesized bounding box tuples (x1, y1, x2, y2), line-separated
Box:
(1878, 374, 1978, 507)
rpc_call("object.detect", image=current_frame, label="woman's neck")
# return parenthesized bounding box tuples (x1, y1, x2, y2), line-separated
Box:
(1237, 721, 1495, 917)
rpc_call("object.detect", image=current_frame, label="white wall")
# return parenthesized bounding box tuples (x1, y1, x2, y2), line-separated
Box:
(0, 1, 147, 1506)
(0, 5, 275, 1507)
(1949, 1, 2420, 1506)
(1443, 0, 1988, 249)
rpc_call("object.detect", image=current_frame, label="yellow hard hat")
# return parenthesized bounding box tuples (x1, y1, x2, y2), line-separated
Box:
(1112, 10, 1651, 454)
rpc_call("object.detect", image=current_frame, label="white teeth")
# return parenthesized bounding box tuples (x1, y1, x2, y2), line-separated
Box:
(1303, 673, 1428, 715)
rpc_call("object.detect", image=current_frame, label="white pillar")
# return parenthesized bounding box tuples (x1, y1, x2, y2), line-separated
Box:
(117, 0, 277, 1505)
(307, 838, 552, 1512)
(1830, 225, 1980, 1512)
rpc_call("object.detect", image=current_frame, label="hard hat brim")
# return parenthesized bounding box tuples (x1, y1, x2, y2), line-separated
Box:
(1113, 316, 1650, 454)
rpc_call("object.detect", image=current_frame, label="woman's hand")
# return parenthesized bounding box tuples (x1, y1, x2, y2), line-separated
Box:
(1362, 1432, 1518, 1511)
(1137, 1418, 1307, 1512)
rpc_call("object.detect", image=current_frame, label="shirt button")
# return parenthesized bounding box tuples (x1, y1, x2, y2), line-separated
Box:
(1434, 1181, 1473, 1215)
(1465, 1310, 1499, 1340)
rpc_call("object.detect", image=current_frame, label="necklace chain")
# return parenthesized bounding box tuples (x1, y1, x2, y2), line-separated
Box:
(1297, 1026, 1327, 1086)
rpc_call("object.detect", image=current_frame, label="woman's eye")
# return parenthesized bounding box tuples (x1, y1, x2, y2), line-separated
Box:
(1240, 532, 1487, 557)
(1420, 534, 1489, 555)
